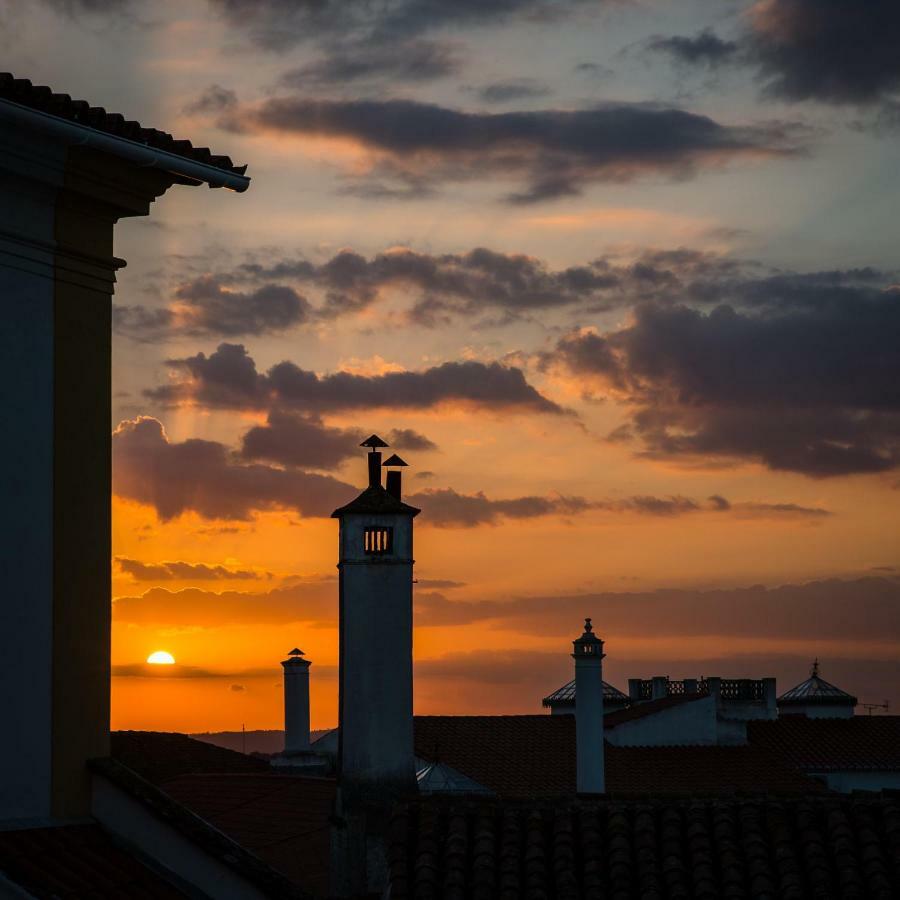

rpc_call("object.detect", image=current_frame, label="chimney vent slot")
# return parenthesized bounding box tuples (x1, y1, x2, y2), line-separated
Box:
(364, 526, 393, 555)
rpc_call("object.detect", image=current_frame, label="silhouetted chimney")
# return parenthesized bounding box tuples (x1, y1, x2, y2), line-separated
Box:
(383, 454, 409, 500)
(572, 618, 605, 794)
(360, 434, 388, 487)
(281, 648, 311, 754)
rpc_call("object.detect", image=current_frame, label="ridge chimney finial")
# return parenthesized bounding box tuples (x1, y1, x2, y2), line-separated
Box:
(811, 657, 819, 678)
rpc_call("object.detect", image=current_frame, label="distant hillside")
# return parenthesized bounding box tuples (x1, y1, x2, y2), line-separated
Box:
(190, 729, 332, 755)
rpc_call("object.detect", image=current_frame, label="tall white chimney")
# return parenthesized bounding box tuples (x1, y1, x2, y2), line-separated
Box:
(572, 617, 605, 794)
(281, 648, 311, 754)
(331, 435, 420, 807)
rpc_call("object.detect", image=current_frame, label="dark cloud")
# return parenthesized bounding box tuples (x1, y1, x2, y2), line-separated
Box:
(280, 39, 460, 87)
(748, 0, 900, 105)
(114, 277, 311, 341)
(646, 29, 739, 68)
(413, 577, 900, 643)
(112, 580, 336, 626)
(182, 84, 238, 116)
(226, 246, 745, 325)
(386, 428, 437, 452)
(405, 487, 825, 527)
(239, 412, 361, 469)
(145, 343, 564, 415)
(547, 293, 900, 477)
(467, 79, 552, 104)
(221, 97, 803, 202)
(116, 557, 263, 581)
(649, 2, 900, 116)
(112, 416, 355, 521)
(207, 0, 593, 51)
(407, 488, 595, 527)
(575, 62, 614, 80)
(230, 684, 246, 691)
(416, 578, 467, 589)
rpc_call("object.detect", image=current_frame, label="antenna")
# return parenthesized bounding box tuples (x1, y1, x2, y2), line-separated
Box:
(861, 700, 890, 716)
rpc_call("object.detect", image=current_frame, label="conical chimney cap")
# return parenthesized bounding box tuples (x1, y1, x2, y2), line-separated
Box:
(360, 434, 388, 449)
(383, 454, 408, 467)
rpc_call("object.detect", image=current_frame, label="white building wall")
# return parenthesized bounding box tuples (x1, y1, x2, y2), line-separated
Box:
(0, 131, 65, 820)
(606, 695, 718, 747)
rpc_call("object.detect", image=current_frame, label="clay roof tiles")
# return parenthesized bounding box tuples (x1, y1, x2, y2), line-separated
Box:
(388, 795, 900, 900)
(748, 715, 900, 772)
(413, 715, 821, 798)
(0, 823, 189, 899)
(0, 73, 246, 176)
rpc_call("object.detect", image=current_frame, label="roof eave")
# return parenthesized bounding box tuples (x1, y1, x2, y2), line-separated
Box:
(0, 97, 251, 192)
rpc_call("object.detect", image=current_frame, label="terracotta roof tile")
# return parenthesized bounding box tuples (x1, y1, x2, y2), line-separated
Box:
(0, 824, 187, 898)
(388, 795, 900, 900)
(161, 773, 336, 898)
(413, 715, 821, 798)
(111, 730, 270, 784)
(748, 715, 900, 771)
(0, 73, 246, 176)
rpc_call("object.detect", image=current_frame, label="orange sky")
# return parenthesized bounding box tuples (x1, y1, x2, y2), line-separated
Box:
(10, 0, 894, 732)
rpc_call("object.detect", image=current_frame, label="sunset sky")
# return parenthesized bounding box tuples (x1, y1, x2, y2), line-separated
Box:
(5, 0, 899, 731)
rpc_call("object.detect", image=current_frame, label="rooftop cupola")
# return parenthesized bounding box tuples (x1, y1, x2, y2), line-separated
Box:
(777, 658, 858, 719)
(572, 618, 606, 794)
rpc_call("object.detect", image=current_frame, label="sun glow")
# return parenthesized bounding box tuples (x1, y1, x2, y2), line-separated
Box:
(147, 650, 176, 665)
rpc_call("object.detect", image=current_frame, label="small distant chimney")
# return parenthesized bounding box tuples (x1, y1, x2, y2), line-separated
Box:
(572, 618, 605, 794)
(281, 648, 311, 754)
(360, 434, 388, 488)
(383, 454, 409, 501)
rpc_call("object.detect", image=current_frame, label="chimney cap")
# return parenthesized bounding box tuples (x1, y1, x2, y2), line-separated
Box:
(572, 617, 604, 658)
(383, 454, 408, 467)
(360, 434, 389, 449)
(288, 648, 304, 656)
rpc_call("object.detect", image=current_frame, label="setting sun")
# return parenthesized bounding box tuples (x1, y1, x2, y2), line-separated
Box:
(147, 650, 175, 665)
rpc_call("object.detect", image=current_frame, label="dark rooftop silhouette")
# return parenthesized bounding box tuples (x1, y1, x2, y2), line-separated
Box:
(0, 73, 247, 181)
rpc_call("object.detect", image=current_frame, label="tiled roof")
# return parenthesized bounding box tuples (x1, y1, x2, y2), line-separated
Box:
(0, 823, 188, 898)
(162, 773, 336, 898)
(413, 715, 821, 798)
(331, 484, 420, 517)
(749, 716, 900, 772)
(778, 673, 857, 706)
(387, 794, 900, 899)
(111, 730, 271, 784)
(0, 73, 246, 176)
(541, 679, 629, 708)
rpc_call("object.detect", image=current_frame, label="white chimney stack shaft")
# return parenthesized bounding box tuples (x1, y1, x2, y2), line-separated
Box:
(282, 650, 311, 754)
(572, 618, 605, 794)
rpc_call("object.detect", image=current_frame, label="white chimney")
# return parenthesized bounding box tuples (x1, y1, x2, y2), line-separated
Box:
(331, 435, 420, 806)
(281, 648, 311, 754)
(572, 617, 605, 794)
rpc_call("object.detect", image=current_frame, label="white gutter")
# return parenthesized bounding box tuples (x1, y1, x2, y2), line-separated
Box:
(0, 97, 250, 192)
